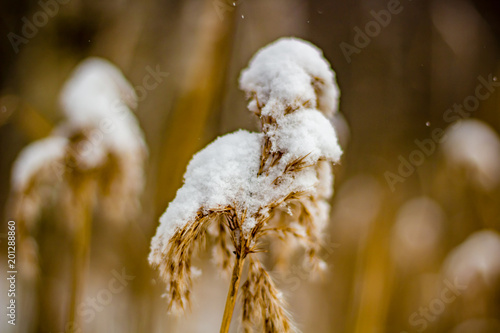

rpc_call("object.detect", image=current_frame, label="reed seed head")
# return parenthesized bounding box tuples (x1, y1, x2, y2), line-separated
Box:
(10, 57, 147, 253)
(149, 38, 344, 331)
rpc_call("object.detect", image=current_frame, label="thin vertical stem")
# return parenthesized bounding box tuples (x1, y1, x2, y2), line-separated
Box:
(220, 252, 245, 333)
(68, 184, 92, 331)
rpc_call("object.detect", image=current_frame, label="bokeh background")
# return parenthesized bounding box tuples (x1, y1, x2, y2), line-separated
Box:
(1, 0, 500, 332)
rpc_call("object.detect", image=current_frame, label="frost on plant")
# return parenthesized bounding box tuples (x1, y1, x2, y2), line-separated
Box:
(149, 37, 343, 331)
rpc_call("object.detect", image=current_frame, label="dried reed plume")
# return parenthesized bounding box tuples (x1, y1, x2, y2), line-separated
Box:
(149, 37, 343, 332)
(9, 58, 147, 331)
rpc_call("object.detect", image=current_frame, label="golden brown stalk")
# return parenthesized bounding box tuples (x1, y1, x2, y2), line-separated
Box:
(67, 179, 93, 331)
(219, 250, 246, 333)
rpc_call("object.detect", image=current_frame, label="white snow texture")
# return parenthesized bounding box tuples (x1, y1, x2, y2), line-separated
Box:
(239, 37, 340, 118)
(59, 58, 146, 160)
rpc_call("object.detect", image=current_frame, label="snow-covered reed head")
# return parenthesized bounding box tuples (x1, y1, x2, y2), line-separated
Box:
(10, 57, 147, 227)
(441, 119, 500, 191)
(60, 57, 138, 124)
(149, 37, 343, 332)
(239, 37, 340, 119)
(57, 57, 147, 222)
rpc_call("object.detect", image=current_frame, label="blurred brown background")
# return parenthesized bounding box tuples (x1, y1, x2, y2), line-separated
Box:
(1, 0, 500, 332)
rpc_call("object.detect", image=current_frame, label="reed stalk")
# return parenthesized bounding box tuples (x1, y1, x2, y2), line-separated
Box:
(219, 250, 246, 333)
(68, 181, 93, 331)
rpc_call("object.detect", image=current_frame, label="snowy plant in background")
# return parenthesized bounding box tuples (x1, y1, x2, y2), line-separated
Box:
(441, 230, 500, 317)
(441, 119, 500, 191)
(149, 37, 343, 333)
(10, 57, 147, 227)
(9, 136, 69, 283)
(442, 230, 500, 291)
(57, 58, 147, 223)
(9, 57, 147, 329)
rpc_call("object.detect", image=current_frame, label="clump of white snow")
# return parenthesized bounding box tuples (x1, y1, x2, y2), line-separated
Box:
(442, 119, 500, 191)
(266, 109, 342, 165)
(156, 130, 262, 242)
(59, 57, 146, 158)
(60, 57, 138, 123)
(239, 37, 340, 118)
